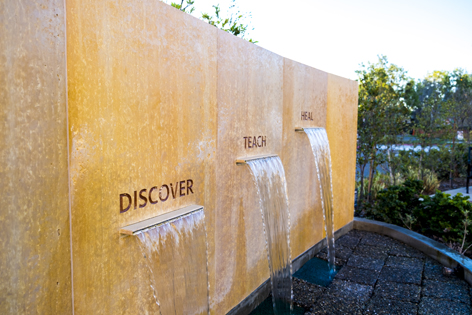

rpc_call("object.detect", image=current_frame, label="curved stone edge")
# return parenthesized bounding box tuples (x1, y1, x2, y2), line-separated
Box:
(354, 217, 472, 285)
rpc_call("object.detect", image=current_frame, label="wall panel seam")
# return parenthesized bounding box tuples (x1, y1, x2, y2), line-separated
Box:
(63, 0, 75, 312)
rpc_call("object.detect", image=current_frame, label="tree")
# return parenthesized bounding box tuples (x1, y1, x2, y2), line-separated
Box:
(170, 0, 195, 13)
(412, 72, 449, 180)
(168, 0, 257, 43)
(443, 70, 472, 187)
(450, 70, 472, 146)
(355, 58, 472, 207)
(356, 56, 411, 205)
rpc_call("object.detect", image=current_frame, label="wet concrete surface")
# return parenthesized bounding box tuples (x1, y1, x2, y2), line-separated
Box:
(295, 230, 472, 315)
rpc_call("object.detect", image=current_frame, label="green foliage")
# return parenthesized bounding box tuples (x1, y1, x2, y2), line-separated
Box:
(170, 0, 195, 13)
(356, 56, 411, 203)
(404, 166, 440, 194)
(202, 1, 257, 43)
(356, 58, 472, 253)
(357, 172, 390, 201)
(168, 0, 257, 43)
(365, 180, 472, 249)
(393, 150, 419, 175)
(356, 56, 411, 150)
(365, 179, 423, 226)
(455, 143, 469, 177)
(421, 170, 440, 195)
(449, 70, 472, 143)
(421, 144, 468, 180)
(356, 58, 472, 209)
(421, 147, 450, 179)
(416, 192, 472, 244)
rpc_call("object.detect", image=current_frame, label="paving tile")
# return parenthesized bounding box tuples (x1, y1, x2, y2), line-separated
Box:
(334, 245, 354, 260)
(424, 264, 465, 284)
(388, 242, 426, 259)
(385, 256, 424, 270)
(326, 279, 374, 303)
(360, 233, 400, 248)
(423, 263, 444, 280)
(300, 231, 472, 315)
(364, 297, 417, 315)
(334, 266, 379, 286)
(292, 277, 325, 308)
(348, 230, 375, 239)
(373, 280, 421, 302)
(336, 235, 360, 248)
(419, 297, 471, 315)
(310, 294, 364, 315)
(424, 257, 443, 266)
(346, 255, 385, 272)
(353, 245, 389, 260)
(378, 266, 422, 285)
(316, 245, 353, 265)
(422, 280, 470, 304)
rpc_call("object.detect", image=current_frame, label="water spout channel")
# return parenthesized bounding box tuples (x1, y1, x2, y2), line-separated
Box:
(238, 155, 293, 314)
(126, 207, 210, 315)
(297, 127, 336, 275)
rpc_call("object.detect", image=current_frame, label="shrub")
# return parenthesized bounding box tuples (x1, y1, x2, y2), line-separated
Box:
(422, 144, 468, 180)
(365, 180, 472, 251)
(404, 166, 440, 194)
(454, 143, 469, 178)
(421, 170, 440, 194)
(422, 147, 450, 180)
(356, 171, 391, 201)
(365, 179, 423, 226)
(415, 192, 472, 244)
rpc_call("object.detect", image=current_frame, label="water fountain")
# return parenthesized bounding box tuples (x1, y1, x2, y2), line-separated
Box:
(120, 205, 210, 315)
(236, 155, 293, 315)
(1, 0, 359, 313)
(295, 127, 336, 275)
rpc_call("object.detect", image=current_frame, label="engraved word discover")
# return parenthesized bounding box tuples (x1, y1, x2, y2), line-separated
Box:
(120, 179, 194, 213)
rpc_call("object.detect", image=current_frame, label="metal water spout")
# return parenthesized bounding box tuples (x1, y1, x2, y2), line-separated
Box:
(120, 204, 204, 235)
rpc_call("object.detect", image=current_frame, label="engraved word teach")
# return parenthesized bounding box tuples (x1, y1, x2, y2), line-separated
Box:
(120, 179, 194, 213)
(243, 136, 266, 149)
(301, 111, 313, 121)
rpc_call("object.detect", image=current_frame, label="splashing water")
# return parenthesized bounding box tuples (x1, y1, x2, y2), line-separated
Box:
(135, 210, 210, 315)
(246, 156, 293, 315)
(303, 128, 336, 275)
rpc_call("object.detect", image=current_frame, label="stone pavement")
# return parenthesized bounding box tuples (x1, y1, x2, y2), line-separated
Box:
(294, 230, 472, 315)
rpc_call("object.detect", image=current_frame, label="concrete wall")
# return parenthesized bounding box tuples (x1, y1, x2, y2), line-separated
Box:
(327, 74, 359, 231)
(66, 1, 217, 313)
(0, 0, 72, 314)
(282, 59, 328, 259)
(215, 30, 284, 314)
(0, 1, 358, 314)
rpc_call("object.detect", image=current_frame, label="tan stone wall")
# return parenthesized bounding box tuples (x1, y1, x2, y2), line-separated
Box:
(66, 1, 217, 314)
(0, 0, 72, 314)
(327, 74, 359, 231)
(214, 30, 284, 314)
(282, 59, 328, 259)
(0, 1, 358, 314)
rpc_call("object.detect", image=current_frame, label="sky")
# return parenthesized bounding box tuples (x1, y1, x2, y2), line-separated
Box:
(188, 0, 472, 81)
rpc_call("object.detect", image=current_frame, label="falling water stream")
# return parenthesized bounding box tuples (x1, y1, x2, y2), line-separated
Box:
(246, 156, 293, 315)
(303, 128, 336, 275)
(135, 210, 210, 315)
